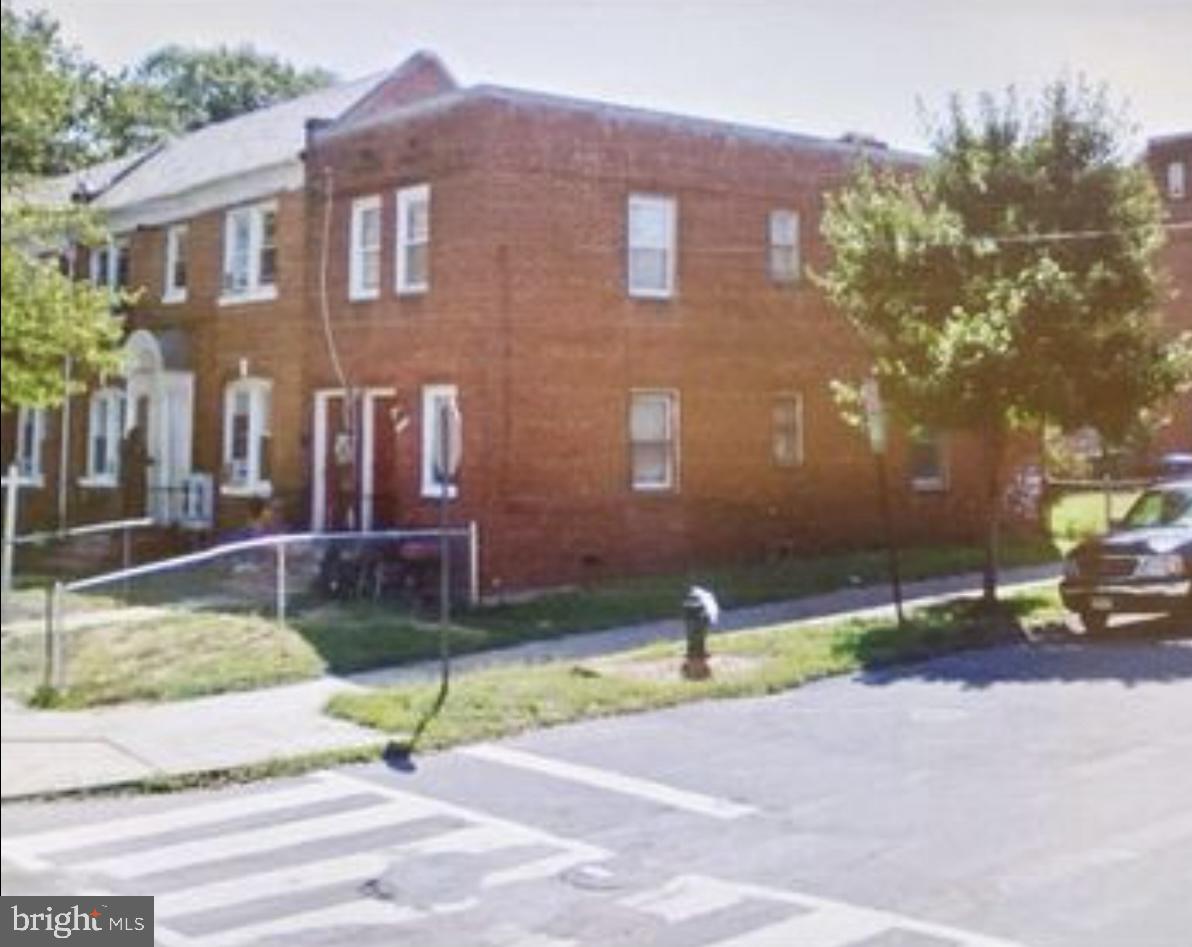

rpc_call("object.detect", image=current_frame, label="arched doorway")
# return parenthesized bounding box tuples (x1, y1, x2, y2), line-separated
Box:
(124, 330, 194, 522)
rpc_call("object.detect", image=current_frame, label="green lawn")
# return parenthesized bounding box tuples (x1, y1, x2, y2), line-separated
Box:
(2, 534, 1063, 710)
(327, 592, 1065, 751)
(1046, 489, 1140, 553)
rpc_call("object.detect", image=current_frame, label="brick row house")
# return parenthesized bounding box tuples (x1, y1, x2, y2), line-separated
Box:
(6, 53, 1186, 591)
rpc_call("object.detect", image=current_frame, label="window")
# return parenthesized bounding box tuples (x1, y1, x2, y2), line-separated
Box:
(11, 407, 46, 484)
(1169, 160, 1187, 200)
(221, 202, 278, 303)
(163, 224, 188, 302)
(221, 378, 272, 494)
(349, 195, 382, 300)
(83, 388, 125, 485)
(629, 390, 679, 491)
(909, 429, 948, 491)
(772, 394, 804, 466)
(627, 194, 677, 298)
(421, 384, 460, 498)
(768, 209, 801, 283)
(396, 184, 430, 294)
(89, 236, 129, 289)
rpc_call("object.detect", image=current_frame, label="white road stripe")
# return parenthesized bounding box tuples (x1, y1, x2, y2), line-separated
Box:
(621, 875, 747, 922)
(75, 796, 443, 878)
(4, 777, 355, 863)
(704, 905, 889, 947)
(458, 744, 757, 820)
(191, 898, 424, 947)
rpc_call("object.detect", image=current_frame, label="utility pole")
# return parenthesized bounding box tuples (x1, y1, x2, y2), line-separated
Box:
(863, 379, 905, 629)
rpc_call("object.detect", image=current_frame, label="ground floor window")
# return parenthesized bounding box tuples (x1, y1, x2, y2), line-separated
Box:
(222, 377, 272, 495)
(772, 393, 804, 467)
(421, 384, 460, 499)
(84, 388, 125, 485)
(10, 407, 46, 485)
(630, 390, 679, 491)
(909, 428, 948, 491)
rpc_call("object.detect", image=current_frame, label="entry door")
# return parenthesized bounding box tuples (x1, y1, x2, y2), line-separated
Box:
(312, 389, 397, 531)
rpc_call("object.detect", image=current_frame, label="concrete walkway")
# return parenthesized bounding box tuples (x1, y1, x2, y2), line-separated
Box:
(0, 564, 1059, 799)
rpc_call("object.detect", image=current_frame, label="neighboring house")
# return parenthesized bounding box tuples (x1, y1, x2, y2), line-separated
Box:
(1145, 133, 1192, 457)
(4, 52, 1022, 591)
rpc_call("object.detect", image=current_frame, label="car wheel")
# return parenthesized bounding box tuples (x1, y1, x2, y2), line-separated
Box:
(1079, 611, 1109, 635)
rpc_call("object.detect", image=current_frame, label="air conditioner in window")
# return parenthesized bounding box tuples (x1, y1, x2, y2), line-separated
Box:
(179, 473, 214, 529)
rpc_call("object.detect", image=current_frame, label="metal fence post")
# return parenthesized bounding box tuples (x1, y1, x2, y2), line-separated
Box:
(121, 525, 132, 600)
(275, 541, 287, 626)
(46, 581, 64, 691)
(2, 464, 19, 625)
(467, 520, 480, 607)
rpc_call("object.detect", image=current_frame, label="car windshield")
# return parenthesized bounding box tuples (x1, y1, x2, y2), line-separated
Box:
(1120, 487, 1192, 529)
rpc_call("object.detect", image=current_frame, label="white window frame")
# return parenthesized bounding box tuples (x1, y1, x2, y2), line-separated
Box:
(396, 183, 430, 295)
(80, 388, 124, 487)
(772, 392, 805, 467)
(349, 194, 383, 301)
(909, 429, 950, 492)
(221, 377, 273, 496)
(629, 389, 680, 492)
(1168, 160, 1187, 200)
(163, 223, 188, 303)
(89, 235, 130, 290)
(627, 194, 677, 299)
(219, 201, 279, 305)
(420, 384, 459, 499)
(8, 407, 46, 486)
(768, 209, 802, 284)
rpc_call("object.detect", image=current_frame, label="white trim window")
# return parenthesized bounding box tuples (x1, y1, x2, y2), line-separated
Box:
(220, 202, 278, 304)
(11, 407, 46, 485)
(89, 235, 130, 290)
(349, 195, 383, 300)
(163, 224, 188, 303)
(629, 390, 679, 491)
(83, 388, 125, 485)
(1168, 160, 1187, 200)
(768, 209, 801, 283)
(420, 384, 460, 499)
(396, 184, 430, 294)
(222, 378, 272, 495)
(772, 393, 804, 467)
(627, 194, 677, 298)
(909, 428, 949, 492)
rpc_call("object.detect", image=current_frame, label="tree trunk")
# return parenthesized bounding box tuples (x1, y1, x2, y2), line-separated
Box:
(981, 425, 1007, 608)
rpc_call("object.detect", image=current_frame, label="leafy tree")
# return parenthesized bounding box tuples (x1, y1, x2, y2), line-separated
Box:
(129, 44, 334, 131)
(1, 197, 123, 411)
(819, 79, 1191, 604)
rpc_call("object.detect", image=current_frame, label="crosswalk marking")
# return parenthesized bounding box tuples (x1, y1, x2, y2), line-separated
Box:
(193, 898, 425, 947)
(621, 875, 749, 923)
(3, 778, 353, 870)
(704, 906, 890, 947)
(74, 795, 445, 879)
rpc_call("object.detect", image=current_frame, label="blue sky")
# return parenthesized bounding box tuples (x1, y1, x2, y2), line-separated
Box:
(22, 0, 1192, 151)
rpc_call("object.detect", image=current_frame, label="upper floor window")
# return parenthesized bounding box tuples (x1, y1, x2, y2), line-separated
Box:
(629, 390, 679, 491)
(84, 388, 125, 485)
(1168, 160, 1187, 200)
(396, 184, 430, 294)
(772, 393, 804, 467)
(163, 224, 188, 303)
(768, 209, 801, 283)
(909, 428, 949, 492)
(627, 194, 677, 299)
(222, 377, 272, 494)
(421, 384, 460, 499)
(89, 236, 130, 290)
(349, 195, 382, 300)
(221, 202, 278, 304)
(11, 407, 46, 485)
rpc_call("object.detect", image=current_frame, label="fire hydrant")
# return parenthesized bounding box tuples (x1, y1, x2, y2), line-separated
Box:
(682, 585, 719, 680)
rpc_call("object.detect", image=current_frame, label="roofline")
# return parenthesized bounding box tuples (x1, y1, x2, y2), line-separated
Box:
(1148, 131, 1192, 147)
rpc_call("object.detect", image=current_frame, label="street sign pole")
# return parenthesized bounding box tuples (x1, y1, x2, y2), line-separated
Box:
(863, 380, 905, 629)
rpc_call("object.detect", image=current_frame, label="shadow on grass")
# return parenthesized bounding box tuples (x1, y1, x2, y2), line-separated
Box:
(847, 602, 1192, 690)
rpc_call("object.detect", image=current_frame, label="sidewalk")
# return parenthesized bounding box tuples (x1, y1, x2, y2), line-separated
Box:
(0, 564, 1059, 799)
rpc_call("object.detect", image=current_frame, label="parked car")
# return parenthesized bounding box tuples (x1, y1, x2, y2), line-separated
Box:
(1152, 452, 1192, 481)
(1060, 479, 1192, 633)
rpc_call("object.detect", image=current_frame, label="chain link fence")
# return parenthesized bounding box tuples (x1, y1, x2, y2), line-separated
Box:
(2, 525, 478, 703)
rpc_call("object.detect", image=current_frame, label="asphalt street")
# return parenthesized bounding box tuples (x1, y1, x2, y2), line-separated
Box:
(3, 617, 1190, 947)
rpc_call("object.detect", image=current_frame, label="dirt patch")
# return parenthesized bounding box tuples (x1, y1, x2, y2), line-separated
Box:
(581, 652, 766, 684)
